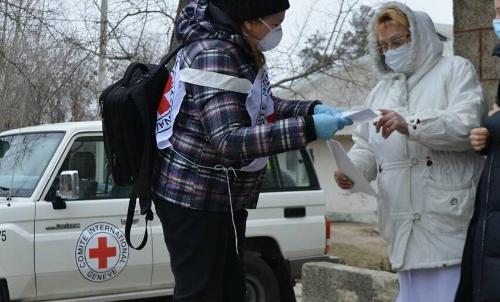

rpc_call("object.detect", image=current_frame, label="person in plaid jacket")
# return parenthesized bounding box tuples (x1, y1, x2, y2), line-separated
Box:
(152, 0, 351, 301)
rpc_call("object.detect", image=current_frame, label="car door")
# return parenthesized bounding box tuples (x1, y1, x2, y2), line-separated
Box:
(150, 206, 175, 291)
(248, 149, 326, 258)
(34, 133, 153, 300)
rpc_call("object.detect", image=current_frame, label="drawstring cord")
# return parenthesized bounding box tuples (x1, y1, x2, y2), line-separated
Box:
(217, 165, 239, 256)
(169, 148, 241, 256)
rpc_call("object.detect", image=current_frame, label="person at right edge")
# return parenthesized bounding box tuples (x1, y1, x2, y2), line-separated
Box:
(455, 0, 500, 301)
(334, 2, 486, 301)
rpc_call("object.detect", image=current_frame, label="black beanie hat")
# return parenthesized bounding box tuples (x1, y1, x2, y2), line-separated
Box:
(210, 0, 290, 22)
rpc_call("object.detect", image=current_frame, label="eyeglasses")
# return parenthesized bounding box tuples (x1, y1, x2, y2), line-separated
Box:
(377, 33, 411, 53)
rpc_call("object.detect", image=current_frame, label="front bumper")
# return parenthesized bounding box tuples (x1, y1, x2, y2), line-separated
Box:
(289, 255, 340, 279)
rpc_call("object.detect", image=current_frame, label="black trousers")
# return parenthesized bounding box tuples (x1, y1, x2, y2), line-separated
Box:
(154, 200, 248, 302)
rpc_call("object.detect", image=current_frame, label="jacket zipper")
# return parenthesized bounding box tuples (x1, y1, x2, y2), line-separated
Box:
(477, 153, 494, 300)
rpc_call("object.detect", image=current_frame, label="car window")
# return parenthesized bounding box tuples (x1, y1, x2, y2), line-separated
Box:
(0, 132, 64, 197)
(260, 149, 320, 192)
(46, 136, 131, 200)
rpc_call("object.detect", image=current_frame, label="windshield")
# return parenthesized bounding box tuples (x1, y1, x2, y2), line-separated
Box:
(0, 132, 64, 198)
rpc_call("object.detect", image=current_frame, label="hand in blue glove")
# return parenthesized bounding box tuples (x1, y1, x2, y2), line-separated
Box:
(314, 104, 342, 116)
(313, 113, 353, 140)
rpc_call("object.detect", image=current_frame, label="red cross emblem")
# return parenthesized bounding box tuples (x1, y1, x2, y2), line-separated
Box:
(158, 75, 173, 114)
(89, 236, 117, 269)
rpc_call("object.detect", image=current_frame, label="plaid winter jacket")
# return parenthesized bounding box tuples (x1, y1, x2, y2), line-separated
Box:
(152, 0, 319, 211)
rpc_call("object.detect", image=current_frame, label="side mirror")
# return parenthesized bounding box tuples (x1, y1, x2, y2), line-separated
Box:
(58, 170, 80, 200)
(52, 171, 79, 210)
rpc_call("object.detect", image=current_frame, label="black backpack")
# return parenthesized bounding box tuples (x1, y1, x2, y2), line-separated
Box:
(99, 44, 183, 250)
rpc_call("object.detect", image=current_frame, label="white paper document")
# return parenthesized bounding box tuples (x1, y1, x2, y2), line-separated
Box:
(326, 140, 378, 197)
(341, 108, 379, 124)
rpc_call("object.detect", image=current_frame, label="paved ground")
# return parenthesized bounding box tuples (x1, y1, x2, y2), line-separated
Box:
(139, 285, 303, 301)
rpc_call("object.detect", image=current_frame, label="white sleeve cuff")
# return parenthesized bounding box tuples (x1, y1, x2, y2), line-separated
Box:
(405, 115, 421, 141)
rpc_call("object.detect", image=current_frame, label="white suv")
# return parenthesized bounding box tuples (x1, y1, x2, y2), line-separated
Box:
(0, 121, 333, 302)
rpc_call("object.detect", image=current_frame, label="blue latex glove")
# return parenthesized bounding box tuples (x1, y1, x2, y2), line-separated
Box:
(314, 104, 342, 116)
(313, 114, 353, 140)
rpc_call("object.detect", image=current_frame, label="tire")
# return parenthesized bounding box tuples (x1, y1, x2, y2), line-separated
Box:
(0, 279, 9, 302)
(245, 255, 280, 302)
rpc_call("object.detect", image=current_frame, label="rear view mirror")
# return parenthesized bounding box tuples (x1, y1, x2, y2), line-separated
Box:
(0, 140, 9, 158)
(58, 170, 80, 200)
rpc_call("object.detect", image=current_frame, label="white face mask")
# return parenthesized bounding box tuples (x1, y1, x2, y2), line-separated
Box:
(384, 43, 411, 73)
(493, 19, 500, 39)
(257, 18, 283, 52)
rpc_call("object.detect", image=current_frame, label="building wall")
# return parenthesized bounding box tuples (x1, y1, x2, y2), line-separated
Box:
(454, 0, 499, 106)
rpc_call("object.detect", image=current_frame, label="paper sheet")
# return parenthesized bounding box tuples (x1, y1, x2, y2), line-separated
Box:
(326, 140, 378, 197)
(341, 108, 379, 124)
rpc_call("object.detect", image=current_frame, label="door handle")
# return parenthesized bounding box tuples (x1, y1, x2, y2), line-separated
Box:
(284, 207, 306, 218)
(121, 217, 139, 225)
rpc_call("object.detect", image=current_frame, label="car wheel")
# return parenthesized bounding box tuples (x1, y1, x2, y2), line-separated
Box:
(245, 255, 279, 302)
(0, 279, 9, 302)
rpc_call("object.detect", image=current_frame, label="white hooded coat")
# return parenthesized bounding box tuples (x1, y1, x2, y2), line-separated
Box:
(348, 2, 486, 271)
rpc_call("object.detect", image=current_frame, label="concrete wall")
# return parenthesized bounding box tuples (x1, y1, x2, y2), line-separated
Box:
(302, 263, 398, 302)
(454, 0, 499, 106)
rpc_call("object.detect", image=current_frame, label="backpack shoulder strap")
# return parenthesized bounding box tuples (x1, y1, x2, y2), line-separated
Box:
(125, 189, 153, 250)
(159, 44, 185, 67)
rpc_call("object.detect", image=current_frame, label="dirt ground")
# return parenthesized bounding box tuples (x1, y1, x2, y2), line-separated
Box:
(328, 222, 393, 272)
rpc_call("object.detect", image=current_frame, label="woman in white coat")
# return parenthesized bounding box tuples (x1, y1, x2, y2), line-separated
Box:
(335, 2, 486, 301)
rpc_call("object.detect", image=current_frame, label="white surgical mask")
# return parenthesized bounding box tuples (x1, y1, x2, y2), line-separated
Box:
(384, 43, 412, 73)
(257, 18, 283, 52)
(493, 19, 500, 39)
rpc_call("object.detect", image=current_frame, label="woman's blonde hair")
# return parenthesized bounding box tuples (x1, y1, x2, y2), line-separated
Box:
(375, 8, 410, 34)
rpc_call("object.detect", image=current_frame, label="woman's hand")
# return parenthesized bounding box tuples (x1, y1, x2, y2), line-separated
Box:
(470, 127, 490, 151)
(312, 114, 353, 140)
(374, 109, 409, 139)
(334, 171, 354, 190)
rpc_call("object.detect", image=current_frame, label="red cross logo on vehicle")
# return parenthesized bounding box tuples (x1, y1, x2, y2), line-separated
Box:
(89, 236, 117, 269)
(76, 222, 129, 282)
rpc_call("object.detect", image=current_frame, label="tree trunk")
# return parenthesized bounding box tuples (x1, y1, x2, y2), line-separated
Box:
(1, 1, 7, 52)
(1, 0, 24, 130)
(97, 0, 109, 117)
(168, 0, 190, 52)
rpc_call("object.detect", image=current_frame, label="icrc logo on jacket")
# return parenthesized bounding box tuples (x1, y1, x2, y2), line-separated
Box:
(75, 222, 129, 282)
